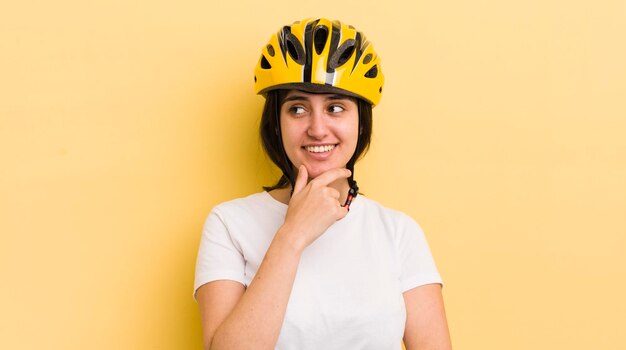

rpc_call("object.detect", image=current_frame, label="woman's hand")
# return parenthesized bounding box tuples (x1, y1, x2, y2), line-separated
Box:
(280, 165, 351, 250)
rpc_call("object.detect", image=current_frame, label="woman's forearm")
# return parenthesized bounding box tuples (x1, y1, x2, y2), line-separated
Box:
(209, 226, 304, 350)
(210, 168, 349, 349)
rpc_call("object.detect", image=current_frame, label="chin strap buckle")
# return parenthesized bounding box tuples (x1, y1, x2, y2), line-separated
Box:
(343, 181, 359, 211)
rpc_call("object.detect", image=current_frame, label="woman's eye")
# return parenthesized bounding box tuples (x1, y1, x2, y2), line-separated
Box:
(290, 106, 306, 115)
(329, 105, 345, 113)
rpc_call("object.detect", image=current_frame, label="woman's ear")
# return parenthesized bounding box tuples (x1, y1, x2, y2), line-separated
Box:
(359, 126, 363, 135)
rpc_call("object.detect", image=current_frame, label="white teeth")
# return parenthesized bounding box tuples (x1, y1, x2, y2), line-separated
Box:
(305, 144, 335, 153)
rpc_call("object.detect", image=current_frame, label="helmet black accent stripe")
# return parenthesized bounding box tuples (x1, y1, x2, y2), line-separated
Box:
(303, 20, 318, 83)
(325, 21, 341, 85)
(278, 27, 290, 65)
(351, 33, 365, 73)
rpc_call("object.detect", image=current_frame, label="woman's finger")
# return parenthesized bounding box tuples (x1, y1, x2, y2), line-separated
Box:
(292, 165, 308, 195)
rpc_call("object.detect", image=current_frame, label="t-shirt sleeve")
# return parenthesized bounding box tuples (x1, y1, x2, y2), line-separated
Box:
(194, 207, 246, 297)
(395, 213, 443, 292)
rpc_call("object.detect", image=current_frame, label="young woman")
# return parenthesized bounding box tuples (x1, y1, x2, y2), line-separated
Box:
(194, 18, 452, 350)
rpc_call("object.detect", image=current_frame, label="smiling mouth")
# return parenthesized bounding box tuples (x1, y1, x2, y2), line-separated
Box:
(303, 144, 337, 153)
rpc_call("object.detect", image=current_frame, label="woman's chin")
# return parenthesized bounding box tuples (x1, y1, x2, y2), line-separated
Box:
(302, 164, 347, 180)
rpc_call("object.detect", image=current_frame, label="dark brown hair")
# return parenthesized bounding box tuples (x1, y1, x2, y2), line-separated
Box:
(259, 89, 373, 191)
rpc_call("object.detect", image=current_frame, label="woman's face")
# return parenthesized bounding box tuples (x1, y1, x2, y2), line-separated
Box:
(280, 90, 359, 180)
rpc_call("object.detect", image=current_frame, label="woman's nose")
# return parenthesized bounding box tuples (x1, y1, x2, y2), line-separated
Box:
(307, 110, 328, 139)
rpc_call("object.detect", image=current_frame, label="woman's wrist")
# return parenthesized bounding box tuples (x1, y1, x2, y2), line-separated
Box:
(274, 224, 308, 255)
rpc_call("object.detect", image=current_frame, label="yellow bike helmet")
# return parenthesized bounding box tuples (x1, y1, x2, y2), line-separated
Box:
(254, 18, 384, 106)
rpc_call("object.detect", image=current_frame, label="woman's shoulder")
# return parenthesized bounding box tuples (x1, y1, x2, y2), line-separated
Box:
(356, 196, 420, 226)
(355, 196, 427, 242)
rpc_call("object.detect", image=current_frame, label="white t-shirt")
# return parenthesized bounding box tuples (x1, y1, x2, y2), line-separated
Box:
(194, 192, 442, 350)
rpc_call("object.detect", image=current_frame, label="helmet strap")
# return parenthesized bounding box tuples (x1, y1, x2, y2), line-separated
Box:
(343, 100, 362, 210)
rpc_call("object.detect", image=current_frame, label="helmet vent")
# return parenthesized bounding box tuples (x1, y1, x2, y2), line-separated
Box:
(329, 39, 355, 69)
(266, 44, 275, 57)
(313, 26, 328, 55)
(363, 53, 373, 65)
(285, 34, 305, 65)
(364, 65, 378, 78)
(260, 55, 272, 69)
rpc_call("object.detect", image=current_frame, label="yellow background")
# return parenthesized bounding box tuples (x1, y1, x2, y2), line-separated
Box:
(1, 0, 625, 349)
